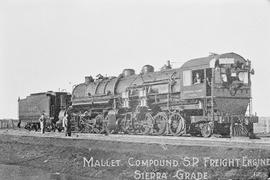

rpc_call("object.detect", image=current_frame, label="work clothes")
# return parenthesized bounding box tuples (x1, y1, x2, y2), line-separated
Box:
(39, 114, 46, 134)
(63, 112, 71, 136)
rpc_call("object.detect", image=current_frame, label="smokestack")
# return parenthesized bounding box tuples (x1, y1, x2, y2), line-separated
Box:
(167, 60, 171, 68)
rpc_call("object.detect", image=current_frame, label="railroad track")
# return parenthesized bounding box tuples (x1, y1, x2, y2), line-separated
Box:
(1, 129, 270, 149)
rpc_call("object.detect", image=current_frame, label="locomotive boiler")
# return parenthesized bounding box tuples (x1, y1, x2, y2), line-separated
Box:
(71, 52, 258, 137)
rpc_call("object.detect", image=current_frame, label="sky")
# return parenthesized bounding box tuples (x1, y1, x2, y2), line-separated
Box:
(0, 0, 270, 118)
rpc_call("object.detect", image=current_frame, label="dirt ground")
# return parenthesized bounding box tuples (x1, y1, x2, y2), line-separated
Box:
(0, 129, 270, 180)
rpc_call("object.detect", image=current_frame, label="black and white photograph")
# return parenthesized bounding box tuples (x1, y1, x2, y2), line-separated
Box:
(0, 0, 270, 179)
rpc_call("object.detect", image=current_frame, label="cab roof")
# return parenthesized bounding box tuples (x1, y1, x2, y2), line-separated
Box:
(180, 52, 247, 70)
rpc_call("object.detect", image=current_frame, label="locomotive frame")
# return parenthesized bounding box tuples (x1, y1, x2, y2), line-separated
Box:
(71, 52, 258, 137)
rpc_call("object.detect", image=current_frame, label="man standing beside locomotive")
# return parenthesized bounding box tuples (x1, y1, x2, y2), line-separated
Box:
(63, 107, 72, 136)
(39, 112, 47, 134)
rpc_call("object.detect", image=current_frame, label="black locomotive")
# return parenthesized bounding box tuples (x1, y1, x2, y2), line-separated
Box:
(71, 52, 258, 137)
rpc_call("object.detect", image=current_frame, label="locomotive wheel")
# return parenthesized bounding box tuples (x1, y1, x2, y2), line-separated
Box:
(153, 112, 167, 135)
(113, 118, 123, 134)
(79, 118, 94, 133)
(121, 113, 133, 134)
(80, 124, 89, 133)
(94, 114, 105, 134)
(229, 86, 237, 96)
(233, 123, 248, 136)
(133, 112, 153, 135)
(169, 113, 185, 136)
(201, 123, 212, 138)
(106, 113, 119, 134)
(139, 113, 154, 135)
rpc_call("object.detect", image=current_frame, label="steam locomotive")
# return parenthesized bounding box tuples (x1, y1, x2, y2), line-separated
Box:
(71, 52, 258, 137)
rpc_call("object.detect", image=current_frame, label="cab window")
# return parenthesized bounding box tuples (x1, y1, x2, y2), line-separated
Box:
(183, 70, 192, 86)
(238, 72, 249, 84)
(192, 69, 204, 84)
(215, 67, 227, 83)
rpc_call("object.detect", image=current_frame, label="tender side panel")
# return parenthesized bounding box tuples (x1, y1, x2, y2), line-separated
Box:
(19, 94, 50, 122)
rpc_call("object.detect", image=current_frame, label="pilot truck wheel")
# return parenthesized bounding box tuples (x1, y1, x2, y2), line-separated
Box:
(200, 123, 213, 138)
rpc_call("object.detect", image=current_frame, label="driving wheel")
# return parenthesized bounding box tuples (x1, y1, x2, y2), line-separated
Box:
(169, 113, 185, 136)
(153, 112, 167, 135)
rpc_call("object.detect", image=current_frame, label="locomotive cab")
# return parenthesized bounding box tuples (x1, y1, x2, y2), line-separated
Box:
(180, 52, 257, 137)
